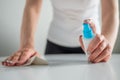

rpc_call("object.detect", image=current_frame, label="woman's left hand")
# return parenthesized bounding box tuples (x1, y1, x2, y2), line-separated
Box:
(79, 19, 113, 63)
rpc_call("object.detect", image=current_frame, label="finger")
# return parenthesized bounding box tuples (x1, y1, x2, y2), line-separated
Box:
(101, 55, 111, 62)
(3, 51, 21, 66)
(16, 52, 30, 65)
(79, 35, 85, 51)
(16, 50, 35, 65)
(5, 57, 14, 66)
(8, 52, 21, 66)
(87, 34, 104, 53)
(84, 19, 96, 34)
(89, 40, 107, 61)
(16, 52, 37, 66)
(2, 56, 13, 66)
(94, 44, 111, 63)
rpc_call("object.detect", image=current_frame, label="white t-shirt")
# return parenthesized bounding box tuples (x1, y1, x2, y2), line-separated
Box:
(48, 0, 101, 47)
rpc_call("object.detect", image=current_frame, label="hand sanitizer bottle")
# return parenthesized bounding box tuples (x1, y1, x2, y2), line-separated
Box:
(82, 23, 95, 57)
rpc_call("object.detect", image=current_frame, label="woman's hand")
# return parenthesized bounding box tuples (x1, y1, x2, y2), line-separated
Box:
(2, 48, 40, 66)
(79, 19, 112, 63)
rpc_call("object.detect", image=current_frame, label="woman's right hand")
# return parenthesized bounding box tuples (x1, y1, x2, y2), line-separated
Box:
(2, 48, 40, 66)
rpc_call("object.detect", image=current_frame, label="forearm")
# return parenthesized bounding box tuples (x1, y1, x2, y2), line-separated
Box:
(20, 0, 42, 49)
(101, 0, 119, 49)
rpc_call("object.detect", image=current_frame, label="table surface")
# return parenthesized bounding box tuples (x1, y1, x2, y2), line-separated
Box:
(0, 54, 120, 80)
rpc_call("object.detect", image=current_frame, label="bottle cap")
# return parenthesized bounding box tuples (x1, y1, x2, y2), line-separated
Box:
(83, 23, 94, 39)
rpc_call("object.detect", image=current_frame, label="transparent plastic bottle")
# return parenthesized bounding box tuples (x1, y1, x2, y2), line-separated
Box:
(82, 23, 95, 57)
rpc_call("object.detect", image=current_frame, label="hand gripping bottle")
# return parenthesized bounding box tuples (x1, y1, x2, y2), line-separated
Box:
(82, 23, 95, 57)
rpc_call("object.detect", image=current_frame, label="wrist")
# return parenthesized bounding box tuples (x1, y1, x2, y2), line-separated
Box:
(20, 37, 35, 49)
(20, 43, 35, 50)
(101, 33, 114, 50)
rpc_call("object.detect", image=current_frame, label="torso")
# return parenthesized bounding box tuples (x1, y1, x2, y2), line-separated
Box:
(48, 0, 101, 47)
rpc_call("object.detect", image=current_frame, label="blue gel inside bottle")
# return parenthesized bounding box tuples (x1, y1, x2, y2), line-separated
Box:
(83, 23, 95, 39)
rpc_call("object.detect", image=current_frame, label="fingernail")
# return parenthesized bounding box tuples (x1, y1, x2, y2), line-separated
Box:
(9, 61, 14, 64)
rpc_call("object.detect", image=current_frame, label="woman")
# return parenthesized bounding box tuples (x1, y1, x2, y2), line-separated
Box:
(2, 0, 119, 66)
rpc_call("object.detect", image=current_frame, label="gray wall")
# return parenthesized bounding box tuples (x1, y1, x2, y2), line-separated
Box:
(0, 0, 52, 56)
(0, 0, 120, 56)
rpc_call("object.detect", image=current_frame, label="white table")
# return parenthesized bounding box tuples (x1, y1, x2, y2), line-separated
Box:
(0, 54, 120, 80)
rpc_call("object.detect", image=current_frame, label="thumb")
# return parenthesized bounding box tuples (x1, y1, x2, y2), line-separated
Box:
(79, 35, 85, 51)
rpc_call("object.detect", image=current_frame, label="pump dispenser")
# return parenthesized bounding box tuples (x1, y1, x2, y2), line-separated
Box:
(82, 23, 95, 56)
